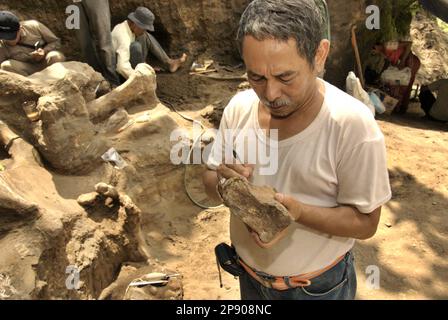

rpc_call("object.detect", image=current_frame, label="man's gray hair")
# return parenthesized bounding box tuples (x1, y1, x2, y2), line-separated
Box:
(236, 0, 326, 67)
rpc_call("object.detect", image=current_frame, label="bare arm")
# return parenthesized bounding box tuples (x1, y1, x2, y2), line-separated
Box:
(276, 193, 382, 240)
(112, 23, 135, 79)
(398, 41, 412, 69)
(251, 194, 383, 249)
(247, 194, 383, 249)
(297, 204, 381, 240)
(202, 169, 221, 202)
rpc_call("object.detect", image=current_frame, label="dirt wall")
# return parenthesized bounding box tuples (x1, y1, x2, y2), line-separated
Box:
(0, 0, 386, 88)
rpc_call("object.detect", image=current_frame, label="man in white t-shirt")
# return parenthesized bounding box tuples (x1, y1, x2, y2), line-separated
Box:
(111, 7, 187, 81)
(203, 0, 391, 300)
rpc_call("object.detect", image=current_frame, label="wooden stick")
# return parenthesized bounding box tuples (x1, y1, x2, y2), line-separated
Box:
(351, 25, 365, 88)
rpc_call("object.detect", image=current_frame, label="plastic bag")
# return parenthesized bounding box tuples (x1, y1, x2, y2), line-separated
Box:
(346, 72, 376, 116)
(369, 91, 386, 114)
(101, 148, 127, 169)
(380, 66, 412, 86)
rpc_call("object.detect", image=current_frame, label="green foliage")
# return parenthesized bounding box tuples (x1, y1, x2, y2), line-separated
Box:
(355, 0, 419, 74)
(379, 0, 418, 42)
(395, 0, 418, 37)
(357, 1, 419, 57)
(380, 1, 398, 42)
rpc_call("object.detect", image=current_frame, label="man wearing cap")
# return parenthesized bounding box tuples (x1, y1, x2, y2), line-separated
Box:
(111, 6, 187, 80)
(0, 11, 65, 76)
(73, 0, 120, 87)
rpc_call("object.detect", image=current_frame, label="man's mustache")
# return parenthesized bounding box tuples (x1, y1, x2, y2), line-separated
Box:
(261, 98, 291, 108)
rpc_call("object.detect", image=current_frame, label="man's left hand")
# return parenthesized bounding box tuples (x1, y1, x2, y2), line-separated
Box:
(248, 193, 304, 249)
(274, 193, 304, 222)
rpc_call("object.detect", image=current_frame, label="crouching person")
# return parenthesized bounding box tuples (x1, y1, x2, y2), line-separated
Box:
(112, 7, 187, 81)
(0, 11, 65, 76)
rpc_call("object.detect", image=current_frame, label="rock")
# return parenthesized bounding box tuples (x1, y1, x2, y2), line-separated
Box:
(28, 62, 104, 103)
(0, 273, 17, 299)
(88, 64, 159, 122)
(37, 185, 149, 299)
(0, 122, 43, 168)
(105, 197, 114, 207)
(0, 140, 149, 299)
(0, 62, 109, 174)
(77, 192, 99, 207)
(0, 46, 227, 301)
(0, 123, 40, 223)
(95, 183, 119, 200)
(103, 109, 130, 133)
(219, 177, 292, 244)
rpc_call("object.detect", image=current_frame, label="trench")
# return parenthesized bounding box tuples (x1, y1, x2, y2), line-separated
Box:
(1, 0, 441, 301)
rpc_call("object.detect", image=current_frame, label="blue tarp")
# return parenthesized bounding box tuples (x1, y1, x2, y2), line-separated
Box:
(419, 0, 448, 22)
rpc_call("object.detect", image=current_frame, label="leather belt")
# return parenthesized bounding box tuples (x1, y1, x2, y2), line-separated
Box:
(239, 253, 347, 291)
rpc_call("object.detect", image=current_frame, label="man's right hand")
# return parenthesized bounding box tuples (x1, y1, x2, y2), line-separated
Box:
(203, 163, 254, 202)
(217, 163, 254, 181)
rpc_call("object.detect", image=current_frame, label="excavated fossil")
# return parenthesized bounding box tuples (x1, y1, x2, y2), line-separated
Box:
(219, 177, 292, 244)
(0, 62, 158, 174)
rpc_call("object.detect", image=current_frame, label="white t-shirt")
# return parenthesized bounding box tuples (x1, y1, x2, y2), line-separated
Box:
(207, 80, 392, 276)
(111, 21, 136, 79)
(429, 79, 448, 121)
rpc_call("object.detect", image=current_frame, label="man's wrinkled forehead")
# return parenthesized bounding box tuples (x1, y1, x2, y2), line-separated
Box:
(242, 36, 310, 67)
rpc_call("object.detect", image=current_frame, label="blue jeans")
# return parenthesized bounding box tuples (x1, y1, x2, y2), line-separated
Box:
(239, 251, 357, 300)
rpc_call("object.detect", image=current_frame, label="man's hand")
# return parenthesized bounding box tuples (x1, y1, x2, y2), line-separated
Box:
(248, 193, 303, 249)
(203, 163, 254, 202)
(274, 193, 304, 222)
(217, 163, 254, 181)
(30, 49, 45, 62)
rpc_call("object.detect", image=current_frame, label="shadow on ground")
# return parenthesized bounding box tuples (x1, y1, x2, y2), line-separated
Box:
(355, 166, 448, 299)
